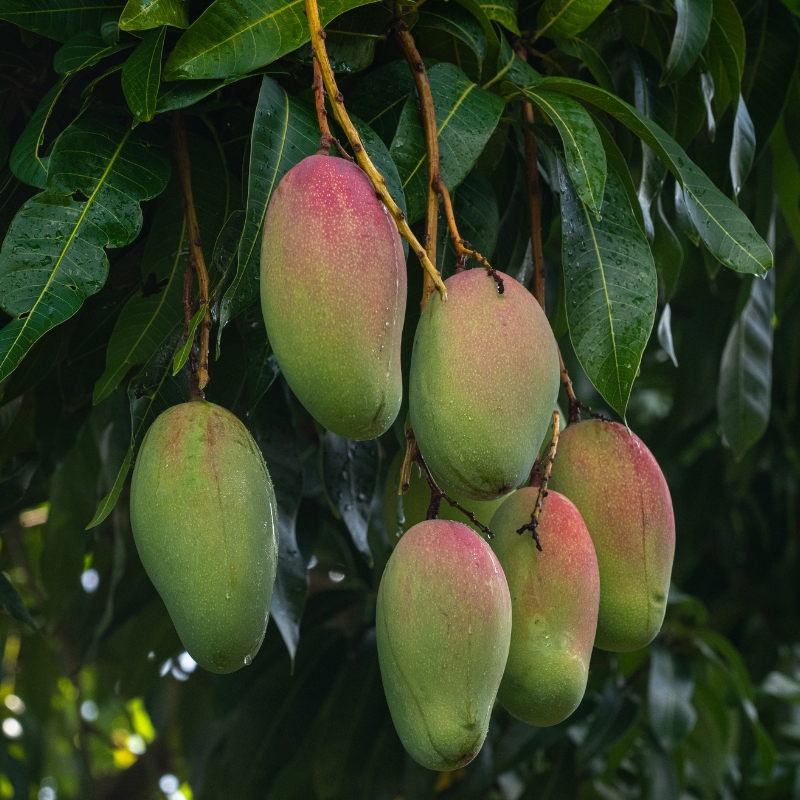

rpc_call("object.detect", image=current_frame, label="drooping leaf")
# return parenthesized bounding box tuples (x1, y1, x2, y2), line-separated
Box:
(9, 79, 68, 188)
(657, 303, 678, 367)
(652, 194, 683, 300)
(237, 303, 281, 412)
(717, 270, 775, 459)
(0, 0, 124, 42)
(559, 161, 658, 419)
(218, 76, 319, 341)
(537, 0, 612, 41)
(0, 572, 37, 629)
(121, 26, 167, 122)
(0, 113, 170, 384)
(417, 1, 487, 82)
(661, 0, 712, 84)
(164, 0, 378, 81)
(54, 31, 129, 75)
(526, 78, 773, 274)
(476, 0, 518, 33)
(119, 0, 188, 30)
(648, 645, 696, 749)
(707, 0, 745, 115)
(492, 34, 541, 88)
(390, 62, 504, 224)
(525, 87, 606, 217)
(556, 13, 620, 92)
(172, 306, 204, 375)
(729, 96, 755, 197)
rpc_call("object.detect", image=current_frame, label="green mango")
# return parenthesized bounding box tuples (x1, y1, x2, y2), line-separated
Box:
(382, 451, 508, 546)
(130, 400, 278, 673)
(376, 519, 511, 771)
(490, 487, 599, 726)
(409, 269, 559, 501)
(261, 154, 406, 440)
(548, 420, 675, 652)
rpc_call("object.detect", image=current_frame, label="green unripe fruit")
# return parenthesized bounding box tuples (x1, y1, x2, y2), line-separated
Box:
(409, 269, 559, 501)
(382, 452, 507, 546)
(376, 519, 511, 771)
(548, 420, 675, 652)
(490, 488, 599, 726)
(260, 154, 406, 440)
(130, 400, 278, 673)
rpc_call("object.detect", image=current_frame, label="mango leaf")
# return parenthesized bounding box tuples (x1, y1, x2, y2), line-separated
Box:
(0, 113, 170, 385)
(164, 0, 378, 81)
(707, 0, 745, 113)
(491, 34, 541, 88)
(121, 26, 167, 122)
(652, 194, 683, 300)
(0, 0, 124, 42)
(525, 87, 606, 217)
(94, 135, 232, 403)
(555, 13, 619, 93)
(661, 0, 712, 84)
(526, 78, 773, 275)
(218, 76, 319, 342)
(390, 62, 504, 224)
(717, 270, 774, 459)
(237, 303, 280, 412)
(577, 682, 640, 767)
(452, 0, 502, 70)
(9, 79, 68, 188)
(559, 161, 657, 419)
(729, 96, 755, 197)
(657, 304, 678, 367)
(417, 2, 487, 83)
(155, 72, 261, 113)
(54, 31, 129, 75)
(476, 0, 518, 32)
(0, 572, 37, 629)
(172, 306, 204, 375)
(119, 0, 188, 29)
(648, 646, 696, 749)
(537, 0, 612, 40)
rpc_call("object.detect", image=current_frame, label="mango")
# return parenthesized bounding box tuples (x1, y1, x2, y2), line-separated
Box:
(130, 400, 278, 673)
(548, 420, 675, 652)
(260, 154, 406, 440)
(409, 269, 559, 500)
(376, 519, 511, 770)
(382, 451, 507, 545)
(490, 488, 599, 726)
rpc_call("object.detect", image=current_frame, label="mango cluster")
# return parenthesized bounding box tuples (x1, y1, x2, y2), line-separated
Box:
(128, 154, 676, 773)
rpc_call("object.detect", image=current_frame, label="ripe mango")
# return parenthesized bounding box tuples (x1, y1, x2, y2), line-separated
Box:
(376, 519, 511, 770)
(382, 451, 507, 545)
(548, 420, 675, 652)
(490, 488, 599, 726)
(409, 269, 559, 500)
(130, 400, 278, 673)
(260, 154, 406, 440)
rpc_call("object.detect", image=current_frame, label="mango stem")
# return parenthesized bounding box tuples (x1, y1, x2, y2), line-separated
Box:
(304, 0, 446, 301)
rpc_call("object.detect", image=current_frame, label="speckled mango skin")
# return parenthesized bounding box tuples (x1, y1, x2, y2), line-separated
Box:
(409, 269, 559, 501)
(130, 401, 278, 674)
(376, 520, 511, 771)
(548, 420, 675, 652)
(490, 488, 599, 726)
(260, 155, 406, 440)
(382, 452, 507, 546)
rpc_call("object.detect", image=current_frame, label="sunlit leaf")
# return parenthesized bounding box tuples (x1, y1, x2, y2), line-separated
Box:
(121, 26, 167, 122)
(119, 0, 187, 29)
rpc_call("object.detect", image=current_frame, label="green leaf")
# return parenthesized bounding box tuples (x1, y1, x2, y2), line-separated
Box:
(0, 113, 170, 384)
(717, 270, 774, 459)
(390, 62, 504, 224)
(452, 0, 502, 71)
(237, 303, 280, 412)
(556, 13, 619, 92)
(155, 72, 260, 113)
(729, 96, 755, 197)
(417, 2, 487, 83)
(119, 0, 187, 30)
(652, 194, 683, 300)
(172, 305, 204, 375)
(559, 162, 657, 419)
(537, 0, 612, 41)
(648, 645, 696, 749)
(528, 78, 773, 275)
(477, 0, 518, 33)
(578, 682, 640, 767)
(121, 26, 166, 122)
(54, 31, 129, 74)
(0, 0, 124, 42)
(9, 78, 69, 188)
(218, 77, 319, 340)
(94, 136, 232, 403)
(490, 34, 541, 88)
(164, 0, 378, 81)
(661, 0, 712, 84)
(525, 88, 606, 217)
(0, 572, 37, 629)
(657, 304, 678, 367)
(84, 444, 131, 528)
(707, 0, 745, 114)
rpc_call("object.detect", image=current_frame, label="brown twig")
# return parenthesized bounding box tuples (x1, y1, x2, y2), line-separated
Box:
(559, 348, 581, 423)
(399, 427, 496, 538)
(172, 111, 211, 395)
(304, 0, 447, 300)
(311, 59, 353, 160)
(392, 17, 504, 298)
(517, 409, 560, 549)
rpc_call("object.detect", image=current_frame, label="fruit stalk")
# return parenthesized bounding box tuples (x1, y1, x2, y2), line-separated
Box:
(304, 0, 446, 300)
(172, 110, 211, 394)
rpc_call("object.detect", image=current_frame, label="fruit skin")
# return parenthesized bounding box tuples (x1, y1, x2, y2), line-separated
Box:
(382, 451, 507, 545)
(489, 488, 599, 726)
(548, 420, 675, 652)
(130, 400, 278, 674)
(376, 520, 511, 771)
(409, 269, 559, 501)
(260, 154, 406, 440)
